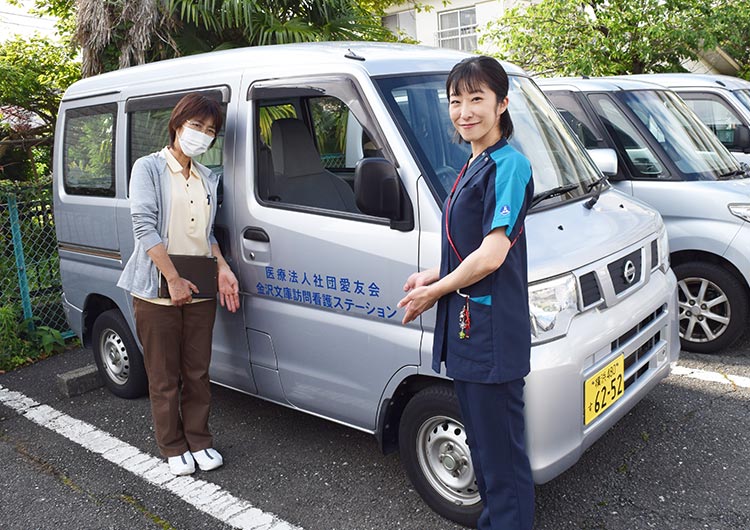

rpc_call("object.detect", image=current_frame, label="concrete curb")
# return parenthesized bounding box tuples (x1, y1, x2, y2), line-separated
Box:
(56, 364, 103, 397)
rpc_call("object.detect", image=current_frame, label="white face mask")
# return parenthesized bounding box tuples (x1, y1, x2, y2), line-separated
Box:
(177, 127, 213, 158)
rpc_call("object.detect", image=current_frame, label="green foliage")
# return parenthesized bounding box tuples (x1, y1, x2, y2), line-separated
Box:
(0, 306, 67, 372)
(483, 0, 725, 76)
(169, 0, 396, 52)
(0, 35, 80, 182)
(714, 0, 750, 80)
(0, 304, 33, 371)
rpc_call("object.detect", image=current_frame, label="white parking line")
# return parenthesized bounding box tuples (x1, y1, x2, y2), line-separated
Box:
(671, 363, 750, 389)
(0, 384, 302, 530)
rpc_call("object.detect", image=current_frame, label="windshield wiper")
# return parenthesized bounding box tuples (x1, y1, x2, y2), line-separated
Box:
(584, 175, 609, 209)
(718, 168, 748, 180)
(530, 184, 578, 208)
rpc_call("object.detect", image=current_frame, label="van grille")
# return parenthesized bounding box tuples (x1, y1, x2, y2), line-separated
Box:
(612, 304, 666, 391)
(650, 240, 658, 269)
(607, 249, 642, 295)
(579, 272, 602, 307)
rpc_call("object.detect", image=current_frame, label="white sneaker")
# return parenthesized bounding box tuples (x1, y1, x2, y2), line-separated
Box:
(191, 448, 223, 471)
(167, 451, 195, 476)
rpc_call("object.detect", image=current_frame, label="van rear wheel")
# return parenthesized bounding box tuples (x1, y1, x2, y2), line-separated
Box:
(92, 309, 148, 398)
(399, 385, 481, 527)
(674, 262, 748, 353)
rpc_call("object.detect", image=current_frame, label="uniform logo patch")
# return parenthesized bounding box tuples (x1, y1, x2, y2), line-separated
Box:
(499, 205, 511, 216)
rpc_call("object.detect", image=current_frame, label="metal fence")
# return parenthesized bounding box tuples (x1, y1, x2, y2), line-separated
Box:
(0, 192, 71, 337)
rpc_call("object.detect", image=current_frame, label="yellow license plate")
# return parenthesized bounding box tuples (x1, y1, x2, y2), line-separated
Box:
(584, 354, 625, 425)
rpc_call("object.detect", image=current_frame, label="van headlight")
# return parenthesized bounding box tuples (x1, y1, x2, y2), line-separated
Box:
(529, 274, 578, 344)
(728, 204, 750, 223)
(658, 227, 670, 272)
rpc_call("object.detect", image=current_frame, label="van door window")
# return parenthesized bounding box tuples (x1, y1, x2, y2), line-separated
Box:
(252, 80, 388, 217)
(588, 94, 666, 179)
(63, 104, 117, 196)
(680, 93, 745, 149)
(545, 92, 606, 149)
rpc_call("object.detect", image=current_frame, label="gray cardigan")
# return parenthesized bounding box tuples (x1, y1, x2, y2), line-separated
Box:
(117, 150, 219, 299)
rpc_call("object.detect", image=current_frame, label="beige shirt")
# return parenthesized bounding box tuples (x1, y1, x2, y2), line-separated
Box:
(135, 147, 212, 305)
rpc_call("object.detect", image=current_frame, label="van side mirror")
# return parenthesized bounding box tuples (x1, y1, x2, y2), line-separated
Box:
(734, 124, 750, 152)
(354, 158, 414, 231)
(587, 148, 618, 177)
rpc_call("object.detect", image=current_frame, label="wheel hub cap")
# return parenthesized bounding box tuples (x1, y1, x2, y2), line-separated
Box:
(416, 416, 480, 506)
(678, 277, 730, 344)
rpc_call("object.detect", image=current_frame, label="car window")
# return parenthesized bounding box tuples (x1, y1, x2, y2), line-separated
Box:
(680, 93, 745, 149)
(589, 94, 666, 179)
(63, 104, 117, 197)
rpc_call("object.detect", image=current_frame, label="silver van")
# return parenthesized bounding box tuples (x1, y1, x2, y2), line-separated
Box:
(628, 73, 750, 165)
(538, 77, 750, 353)
(54, 43, 678, 526)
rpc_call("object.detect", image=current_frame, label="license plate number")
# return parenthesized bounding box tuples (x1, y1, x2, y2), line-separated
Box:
(584, 355, 625, 425)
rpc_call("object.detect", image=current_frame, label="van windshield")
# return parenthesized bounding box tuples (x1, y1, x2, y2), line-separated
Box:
(734, 89, 750, 114)
(375, 74, 600, 207)
(615, 90, 741, 180)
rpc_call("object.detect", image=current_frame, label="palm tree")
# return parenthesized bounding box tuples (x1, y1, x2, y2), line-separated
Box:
(75, 0, 176, 77)
(73, 0, 395, 76)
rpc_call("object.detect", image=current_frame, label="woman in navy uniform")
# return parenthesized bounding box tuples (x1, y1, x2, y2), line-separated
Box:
(398, 56, 535, 530)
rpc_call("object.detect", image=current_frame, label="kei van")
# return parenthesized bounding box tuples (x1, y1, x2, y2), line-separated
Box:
(538, 76, 750, 354)
(54, 43, 678, 526)
(630, 73, 750, 166)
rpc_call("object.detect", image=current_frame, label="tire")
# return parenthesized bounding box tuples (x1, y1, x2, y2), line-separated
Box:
(92, 309, 148, 398)
(399, 385, 482, 528)
(673, 261, 749, 353)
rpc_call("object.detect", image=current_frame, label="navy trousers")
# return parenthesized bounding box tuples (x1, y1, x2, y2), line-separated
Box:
(454, 379, 535, 530)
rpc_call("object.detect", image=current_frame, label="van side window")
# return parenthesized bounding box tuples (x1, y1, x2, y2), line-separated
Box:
(545, 92, 605, 150)
(253, 83, 387, 217)
(63, 104, 117, 197)
(680, 93, 745, 148)
(127, 94, 227, 187)
(588, 94, 666, 179)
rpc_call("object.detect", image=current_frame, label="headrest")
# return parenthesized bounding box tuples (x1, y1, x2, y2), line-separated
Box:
(271, 118, 325, 178)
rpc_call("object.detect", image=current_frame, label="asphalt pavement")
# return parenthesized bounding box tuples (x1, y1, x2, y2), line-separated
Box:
(1, 329, 749, 530)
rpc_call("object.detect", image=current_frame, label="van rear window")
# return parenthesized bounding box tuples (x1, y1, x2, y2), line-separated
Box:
(63, 104, 117, 197)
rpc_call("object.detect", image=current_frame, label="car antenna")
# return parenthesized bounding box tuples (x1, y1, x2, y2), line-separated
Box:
(345, 49, 366, 61)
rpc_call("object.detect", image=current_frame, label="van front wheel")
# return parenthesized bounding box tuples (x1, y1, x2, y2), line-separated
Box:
(398, 385, 481, 527)
(674, 262, 748, 353)
(92, 309, 148, 399)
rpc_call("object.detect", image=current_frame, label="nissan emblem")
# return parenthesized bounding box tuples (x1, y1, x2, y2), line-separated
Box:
(623, 260, 637, 284)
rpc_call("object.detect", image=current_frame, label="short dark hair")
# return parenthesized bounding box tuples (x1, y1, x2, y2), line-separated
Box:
(446, 56, 514, 140)
(168, 93, 224, 148)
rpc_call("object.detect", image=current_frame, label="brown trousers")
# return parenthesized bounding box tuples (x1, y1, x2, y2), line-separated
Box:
(133, 297, 217, 457)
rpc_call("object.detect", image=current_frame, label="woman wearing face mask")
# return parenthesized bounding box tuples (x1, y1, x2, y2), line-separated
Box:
(118, 93, 240, 476)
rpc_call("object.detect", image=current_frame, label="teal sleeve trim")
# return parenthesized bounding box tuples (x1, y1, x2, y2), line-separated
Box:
(470, 295, 492, 305)
(489, 149, 532, 237)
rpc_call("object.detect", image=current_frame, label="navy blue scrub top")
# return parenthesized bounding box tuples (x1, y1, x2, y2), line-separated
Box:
(431, 138, 534, 384)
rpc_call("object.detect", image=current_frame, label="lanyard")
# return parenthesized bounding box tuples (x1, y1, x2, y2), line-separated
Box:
(444, 161, 525, 265)
(445, 164, 468, 263)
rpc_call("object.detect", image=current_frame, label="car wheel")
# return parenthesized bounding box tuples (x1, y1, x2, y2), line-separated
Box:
(674, 261, 749, 353)
(92, 309, 148, 398)
(399, 384, 481, 527)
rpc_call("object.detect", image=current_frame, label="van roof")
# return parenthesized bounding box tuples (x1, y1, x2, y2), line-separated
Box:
(535, 76, 667, 93)
(63, 42, 527, 100)
(624, 73, 750, 91)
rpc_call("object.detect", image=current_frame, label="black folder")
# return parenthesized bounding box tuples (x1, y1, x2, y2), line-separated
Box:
(158, 255, 218, 298)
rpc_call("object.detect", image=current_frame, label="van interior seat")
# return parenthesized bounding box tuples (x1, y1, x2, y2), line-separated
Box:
(270, 118, 359, 213)
(257, 141, 277, 201)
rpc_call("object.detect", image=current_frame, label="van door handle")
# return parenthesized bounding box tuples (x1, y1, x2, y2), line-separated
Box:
(243, 228, 270, 242)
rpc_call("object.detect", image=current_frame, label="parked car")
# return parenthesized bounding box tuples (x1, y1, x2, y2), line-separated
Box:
(627, 73, 750, 165)
(54, 43, 678, 526)
(539, 76, 750, 353)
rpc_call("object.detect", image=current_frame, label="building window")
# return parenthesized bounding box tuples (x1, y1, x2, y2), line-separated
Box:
(383, 10, 417, 41)
(437, 7, 477, 51)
